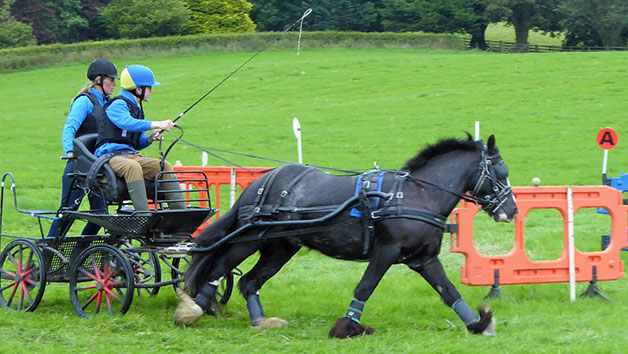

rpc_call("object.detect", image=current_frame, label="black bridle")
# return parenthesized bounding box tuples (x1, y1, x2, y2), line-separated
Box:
(470, 147, 513, 214)
(406, 144, 513, 216)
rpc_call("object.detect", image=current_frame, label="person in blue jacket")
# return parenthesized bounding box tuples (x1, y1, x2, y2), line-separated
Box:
(95, 64, 185, 211)
(47, 59, 118, 238)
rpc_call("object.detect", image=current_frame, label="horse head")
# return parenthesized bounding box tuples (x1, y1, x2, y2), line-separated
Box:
(469, 134, 518, 222)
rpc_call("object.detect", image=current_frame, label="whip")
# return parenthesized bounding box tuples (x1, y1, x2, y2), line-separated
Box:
(173, 8, 312, 124)
(159, 8, 312, 168)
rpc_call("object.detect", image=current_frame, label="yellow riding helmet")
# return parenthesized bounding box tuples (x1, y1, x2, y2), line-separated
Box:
(120, 65, 161, 90)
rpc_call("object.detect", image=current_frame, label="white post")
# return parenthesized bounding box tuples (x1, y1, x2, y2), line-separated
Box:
(602, 149, 609, 184)
(567, 186, 576, 301)
(230, 167, 236, 207)
(474, 121, 480, 141)
(293, 117, 303, 163)
(202, 151, 208, 167)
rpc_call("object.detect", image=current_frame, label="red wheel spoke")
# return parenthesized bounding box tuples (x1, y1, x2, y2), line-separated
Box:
(20, 268, 33, 278)
(82, 292, 99, 311)
(18, 285, 24, 311)
(75, 285, 98, 291)
(6, 281, 18, 307)
(1, 269, 17, 278)
(79, 267, 99, 282)
(6, 253, 19, 271)
(105, 292, 113, 315)
(103, 283, 124, 303)
(19, 280, 33, 304)
(95, 290, 103, 314)
(1, 281, 17, 292)
(103, 262, 117, 283)
(90, 254, 103, 282)
(17, 245, 24, 274)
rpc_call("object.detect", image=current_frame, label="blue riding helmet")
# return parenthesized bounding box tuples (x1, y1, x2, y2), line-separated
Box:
(120, 65, 161, 90)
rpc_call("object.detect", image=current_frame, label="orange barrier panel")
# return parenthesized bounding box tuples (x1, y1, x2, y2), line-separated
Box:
(173, 166, 270, 234)
(450, 186, 628, 286)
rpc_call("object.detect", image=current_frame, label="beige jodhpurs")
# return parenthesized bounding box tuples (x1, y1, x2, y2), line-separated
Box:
(108, 154, 174, 183)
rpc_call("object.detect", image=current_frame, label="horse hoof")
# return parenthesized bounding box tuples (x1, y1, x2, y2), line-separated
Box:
(329, 317, 374, 338)
(251, 317, 288, 330)
(466, 306, 496, 335)
(482, 316, 497, 336)
(174, 288, 204, 327)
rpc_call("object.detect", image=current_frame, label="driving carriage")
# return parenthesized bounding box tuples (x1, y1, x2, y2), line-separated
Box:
(2, 132, 517, 338)
(0, 133, 234, 318)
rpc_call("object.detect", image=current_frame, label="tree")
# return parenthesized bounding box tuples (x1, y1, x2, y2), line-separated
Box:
(10, 0, 88, 44)
(0, 0, 35, 48)
(77, 0, 111, 41)
(559, 0, 628, 47)
(463, 0, 506, 50)
(499, 0, 563, 47)
(100, 0, 190, 38)
(186, 0, 255, 34)
(249, 0, 381, 32)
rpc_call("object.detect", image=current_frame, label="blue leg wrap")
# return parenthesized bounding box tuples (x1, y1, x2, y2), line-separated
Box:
(345, 298, 365, 324)
(451, 299, 479, 326)
(194, 282, 217, 311)
(246, 293, 265, 326)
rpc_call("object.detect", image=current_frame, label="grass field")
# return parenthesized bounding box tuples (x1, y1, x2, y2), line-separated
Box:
(485, 23, 564, 46)
(1, 46, 628, 353)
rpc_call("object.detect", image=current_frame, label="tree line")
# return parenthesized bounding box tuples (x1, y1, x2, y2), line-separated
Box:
(1, 0, 627, 50)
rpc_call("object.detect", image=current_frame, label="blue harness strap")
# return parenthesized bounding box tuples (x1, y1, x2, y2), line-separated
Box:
(350, 170, 386, 218)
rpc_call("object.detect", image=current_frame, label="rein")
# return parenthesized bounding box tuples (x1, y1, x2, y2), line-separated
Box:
(163, 129, 366, 175)
(162, 127, 511, 211)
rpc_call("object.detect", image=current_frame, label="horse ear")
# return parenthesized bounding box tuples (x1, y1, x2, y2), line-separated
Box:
(463, 131, 473, 141)
(487, 135, 496, 152)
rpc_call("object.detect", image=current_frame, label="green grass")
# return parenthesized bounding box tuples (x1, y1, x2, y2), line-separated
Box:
(1, 47, 628, 352)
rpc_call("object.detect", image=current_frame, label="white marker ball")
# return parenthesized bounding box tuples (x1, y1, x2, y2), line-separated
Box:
(531, 177, 541, 185)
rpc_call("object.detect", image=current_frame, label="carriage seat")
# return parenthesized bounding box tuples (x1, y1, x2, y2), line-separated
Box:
(71, 133, 158, 205)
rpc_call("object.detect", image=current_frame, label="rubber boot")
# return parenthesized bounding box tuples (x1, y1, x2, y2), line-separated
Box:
(160, 180, 186, 209)
(127, 180, 149, 211)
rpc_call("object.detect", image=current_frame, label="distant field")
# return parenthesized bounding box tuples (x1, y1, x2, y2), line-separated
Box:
(1, 47, 628, 352)
(486, 22, 564, 46)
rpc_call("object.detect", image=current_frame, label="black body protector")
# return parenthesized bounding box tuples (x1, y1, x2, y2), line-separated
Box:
(73, 92, 105, 138)
(96, 96, 144, 150)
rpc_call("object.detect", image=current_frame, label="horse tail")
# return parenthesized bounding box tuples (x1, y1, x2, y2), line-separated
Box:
(185, 202, 240, 295)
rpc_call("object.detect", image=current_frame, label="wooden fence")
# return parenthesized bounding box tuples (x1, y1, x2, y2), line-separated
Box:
(466, 39, 628, 53)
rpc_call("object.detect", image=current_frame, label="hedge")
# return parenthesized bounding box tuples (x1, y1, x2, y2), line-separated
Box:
(0, 31, 465, 73)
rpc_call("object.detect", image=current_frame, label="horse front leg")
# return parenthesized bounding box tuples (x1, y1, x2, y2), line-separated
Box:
(408, 256, 495, 335)
(329, 245, 400, 338)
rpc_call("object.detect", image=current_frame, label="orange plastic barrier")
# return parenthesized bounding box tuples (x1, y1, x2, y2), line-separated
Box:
(173, 166, 270, 234)
(450, 186, 628, 286)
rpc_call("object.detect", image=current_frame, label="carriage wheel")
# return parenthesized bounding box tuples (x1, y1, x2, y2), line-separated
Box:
(0, 239, 46, 312)
(69, 244, 134, 318)
(170, 256, 234, 306)
(120, 241, 161, 297)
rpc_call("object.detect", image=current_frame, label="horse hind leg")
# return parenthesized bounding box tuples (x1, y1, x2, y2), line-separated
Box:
(238, 240, 300, 330)
(174, 242, 260, 327)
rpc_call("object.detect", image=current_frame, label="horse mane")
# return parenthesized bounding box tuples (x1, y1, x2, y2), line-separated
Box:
(402, 137, 479, 172)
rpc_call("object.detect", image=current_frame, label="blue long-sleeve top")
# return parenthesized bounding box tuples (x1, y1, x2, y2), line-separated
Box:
(62, 87, 107, 155)
(94, 90, 152, 157)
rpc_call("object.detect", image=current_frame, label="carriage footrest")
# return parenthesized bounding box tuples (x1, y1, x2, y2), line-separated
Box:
(163, 242, 197, 258)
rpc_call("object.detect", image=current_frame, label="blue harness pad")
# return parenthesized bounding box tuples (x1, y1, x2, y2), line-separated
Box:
(350, 171, 386, 218)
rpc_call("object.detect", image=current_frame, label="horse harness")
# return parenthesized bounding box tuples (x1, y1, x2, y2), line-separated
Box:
(236, 166, 456, 255)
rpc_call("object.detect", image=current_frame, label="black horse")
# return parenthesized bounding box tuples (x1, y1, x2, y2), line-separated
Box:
(174, 134, 518, 338)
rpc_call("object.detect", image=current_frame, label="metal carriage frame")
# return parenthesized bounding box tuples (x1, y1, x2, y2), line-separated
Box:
(0, 170, 235, 318)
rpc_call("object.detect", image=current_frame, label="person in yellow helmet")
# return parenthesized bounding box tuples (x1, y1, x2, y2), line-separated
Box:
(95, 64, 184, 211)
